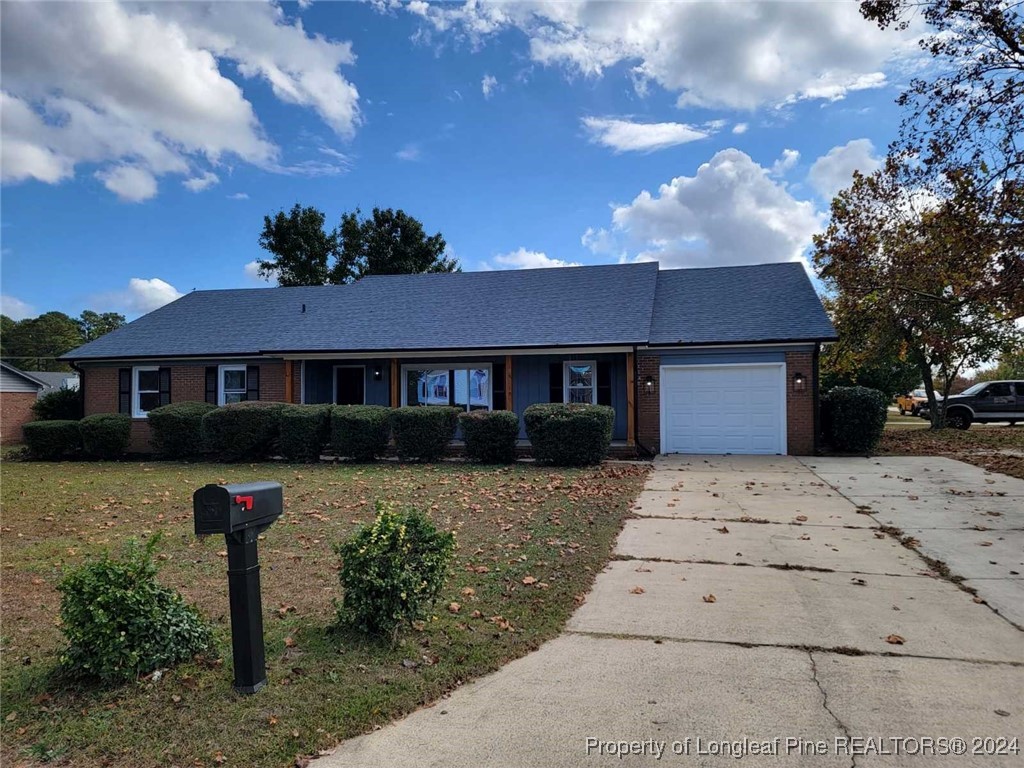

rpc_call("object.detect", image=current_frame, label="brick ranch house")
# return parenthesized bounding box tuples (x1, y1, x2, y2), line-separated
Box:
(63, 262, 836, 456)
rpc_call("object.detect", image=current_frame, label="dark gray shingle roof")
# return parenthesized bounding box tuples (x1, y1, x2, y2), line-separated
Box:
(649, 262, 836, 345)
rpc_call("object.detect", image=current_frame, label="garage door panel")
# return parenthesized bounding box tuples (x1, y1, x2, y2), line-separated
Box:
(661, 365, 785, 455)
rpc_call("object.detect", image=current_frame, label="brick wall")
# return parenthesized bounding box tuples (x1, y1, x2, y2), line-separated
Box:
(82, 361, 288, 453)
(784, 351, 815, 455)
(636, 354, 661, 454)
(0, 392, 39, 444)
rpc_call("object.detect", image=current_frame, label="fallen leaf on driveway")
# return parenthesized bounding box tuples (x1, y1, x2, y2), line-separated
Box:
(702, 594, 716, 603)
(884, 634, 905, 645)
(979, 542, 993, 547)
(972, 596, 986, 604)
(794, 515, 808, 522)
(714, 526, 729, 534)
(629, 586, 646, 594)
(851, 578, 867, 586)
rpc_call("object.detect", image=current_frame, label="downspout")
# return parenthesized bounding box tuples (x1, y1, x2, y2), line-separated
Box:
(632, 344, 656, 459)
(812, 343, 821, 455)
(69, 360, 84, 416)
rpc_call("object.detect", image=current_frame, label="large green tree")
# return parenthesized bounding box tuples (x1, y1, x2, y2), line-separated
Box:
(813, 158, 1023, 428)
(76, 311, 126, 342)
(820, 341, 921, 399)
(4, 312, 84, 371)
(256, 204, 458, 286)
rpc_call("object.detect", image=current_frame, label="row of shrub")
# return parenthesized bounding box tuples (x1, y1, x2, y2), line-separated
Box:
(58, 503, 454, 684)
(23, 401, 616, 466)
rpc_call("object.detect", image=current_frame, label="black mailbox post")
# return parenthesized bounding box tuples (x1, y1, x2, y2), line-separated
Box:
(193, 481, 283, 694)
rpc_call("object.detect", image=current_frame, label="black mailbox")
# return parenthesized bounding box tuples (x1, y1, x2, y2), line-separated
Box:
(193, 481, 283, 536)
(193, 481, 283, 695)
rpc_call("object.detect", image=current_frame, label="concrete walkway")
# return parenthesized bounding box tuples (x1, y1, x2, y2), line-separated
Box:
(321, 456, 1023, 768)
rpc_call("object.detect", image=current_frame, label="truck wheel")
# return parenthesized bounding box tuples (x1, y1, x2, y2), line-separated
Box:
(946, 411, 971, 430)
(898, 407, 906, 416)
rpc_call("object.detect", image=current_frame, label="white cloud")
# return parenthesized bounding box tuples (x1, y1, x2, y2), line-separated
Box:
(771, 148, 800, 177)
(244, 260, 275, 283)
(808, 138, 882, 200)
(606, 148, 824, 268)
(732, 123, 749, 135)
(95, 165, 158, 202)
(581, 116, 709, 153)
(581, 226, 617, 255)
(481, 73, 498, 99)
(485, 247, 582, 270)
(0, 294, 36, 321)
(94, 278, 184, 315)
(395, 143, 421, 161)
(228, 192, 250, 200)
(1, 1, 359, 200)
(182, 171, 220, 192)
(401, 1, 919, 110)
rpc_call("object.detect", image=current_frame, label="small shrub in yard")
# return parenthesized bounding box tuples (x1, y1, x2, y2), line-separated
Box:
(57, 536, 211, 685)
(31, 387, 83, 421)
(330, 405, 391, 461)
(334, 502, 455, 640)
(22, 420, 81, 460)
(459, 410, 520, 463)
(278, 404, 332, 462)
(80, 413, 131, 459)
(822, 386, 888, 453)
(524, 403, 614, 466)
(148, 401, 217, 458)
(390, 406, 460, 462)
(202, 401, 284, 462)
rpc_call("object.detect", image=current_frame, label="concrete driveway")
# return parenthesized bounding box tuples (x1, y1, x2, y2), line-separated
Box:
(321, 456, 1023, 768)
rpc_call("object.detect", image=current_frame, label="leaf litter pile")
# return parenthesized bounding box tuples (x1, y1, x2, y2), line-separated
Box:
(0, 459, 647, 768)
(879, 426, 1024, 480)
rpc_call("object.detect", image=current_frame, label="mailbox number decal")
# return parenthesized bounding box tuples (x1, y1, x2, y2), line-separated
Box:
(234, 495, 255, 511)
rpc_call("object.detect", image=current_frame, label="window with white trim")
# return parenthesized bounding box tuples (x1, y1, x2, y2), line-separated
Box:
(219, 364, 247, 405)
(133, 366, 160, 418)
(402, 365, 492, 411)
(563, 361, 596, 404)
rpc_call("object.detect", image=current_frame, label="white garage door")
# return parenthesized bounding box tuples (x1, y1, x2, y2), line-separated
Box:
(660, 364, 786, 455)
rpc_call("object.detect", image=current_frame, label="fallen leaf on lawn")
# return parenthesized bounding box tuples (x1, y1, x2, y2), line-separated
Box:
(460, 587, 475, 597)
(522, 576, 537, 585)
(411, 620, 427, 632)
(213, 752, 227, 765)
(217, 551, 227, 558)
(269, 716, 279, 726)
(284, 636, 297, 648)
(702, 594, 716, 603)
(5, 712, 16, 722)
(448, 602, 461, 614)
(629, 586, 645, 594)
(884, 634, 905, 645)
(171, 694, 181, 704)
(470, 610, 482, 618)
(474, 566, 489, 574)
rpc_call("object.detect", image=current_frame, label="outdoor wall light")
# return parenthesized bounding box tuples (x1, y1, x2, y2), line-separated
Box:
(373, 365, 383, 381)
(793, 372, 806, 392)
(644, 375, 655, 393)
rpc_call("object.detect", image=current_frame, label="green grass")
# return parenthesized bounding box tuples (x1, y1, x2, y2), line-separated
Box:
(0, 459, 647, 767)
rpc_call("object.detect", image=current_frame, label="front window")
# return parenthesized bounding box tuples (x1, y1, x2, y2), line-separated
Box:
(133, 366, 160, 418)
(563, 361, 596, 404)
(219, 365, 247, 405)
(404, 366, 491, 411)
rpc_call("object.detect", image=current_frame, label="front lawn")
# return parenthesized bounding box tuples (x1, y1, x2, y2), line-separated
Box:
(0, 459, 647, 767)
(879, 425, 1024, 479)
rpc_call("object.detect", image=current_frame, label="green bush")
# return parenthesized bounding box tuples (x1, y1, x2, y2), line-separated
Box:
(148, 401, 217, 459)
(31, 387, 83, 421)
(524, 403, 614, 466)
(459, 410, 520, 463)
(335, 502, 455, 640)
(201, 401, 284, 462)
(390, 406, 460, 462)
(278, 404, 332, 462)
(80, 413, 131, 459)
(822, 386, 888, 454)
(22, 420, 81, 460)
(57, 536, 211, 685)
(330, 405, 391, 461)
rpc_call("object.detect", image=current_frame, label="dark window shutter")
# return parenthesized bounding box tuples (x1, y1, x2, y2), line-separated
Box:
(246, 365, 260, 401)
(118, 368, 131, 414)
(492, 363, 505, 410)
(205, 366, 218, 404)
(549, 362, 562, 403)
(158, 367, 172, 407)
(596, 362, 612, 406)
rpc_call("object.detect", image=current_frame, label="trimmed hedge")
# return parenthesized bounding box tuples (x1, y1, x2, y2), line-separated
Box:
(23, 420, 82, 460)
(201, 401, 285, 462)
(524, 403, 614, 466)
(80, 413, 131, 459)
(278, 404, 332, 462)
(330, 405, 391, 461)
(32, 387, 83, 421)
(459, 410, 520, 464)
(148, 401, 217, 459)
(822, 385, 888, 454)
(390, 406, 460, 462)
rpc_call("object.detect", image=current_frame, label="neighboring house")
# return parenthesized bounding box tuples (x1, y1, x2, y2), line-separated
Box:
(62, 262, 837, 456)
(0, 364, 81, 444)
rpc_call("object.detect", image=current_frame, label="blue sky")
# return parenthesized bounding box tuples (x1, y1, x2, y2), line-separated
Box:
(1, 1, 919, 320)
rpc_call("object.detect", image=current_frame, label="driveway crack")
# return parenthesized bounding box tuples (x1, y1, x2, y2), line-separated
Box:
(807, 650, 856, 768)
